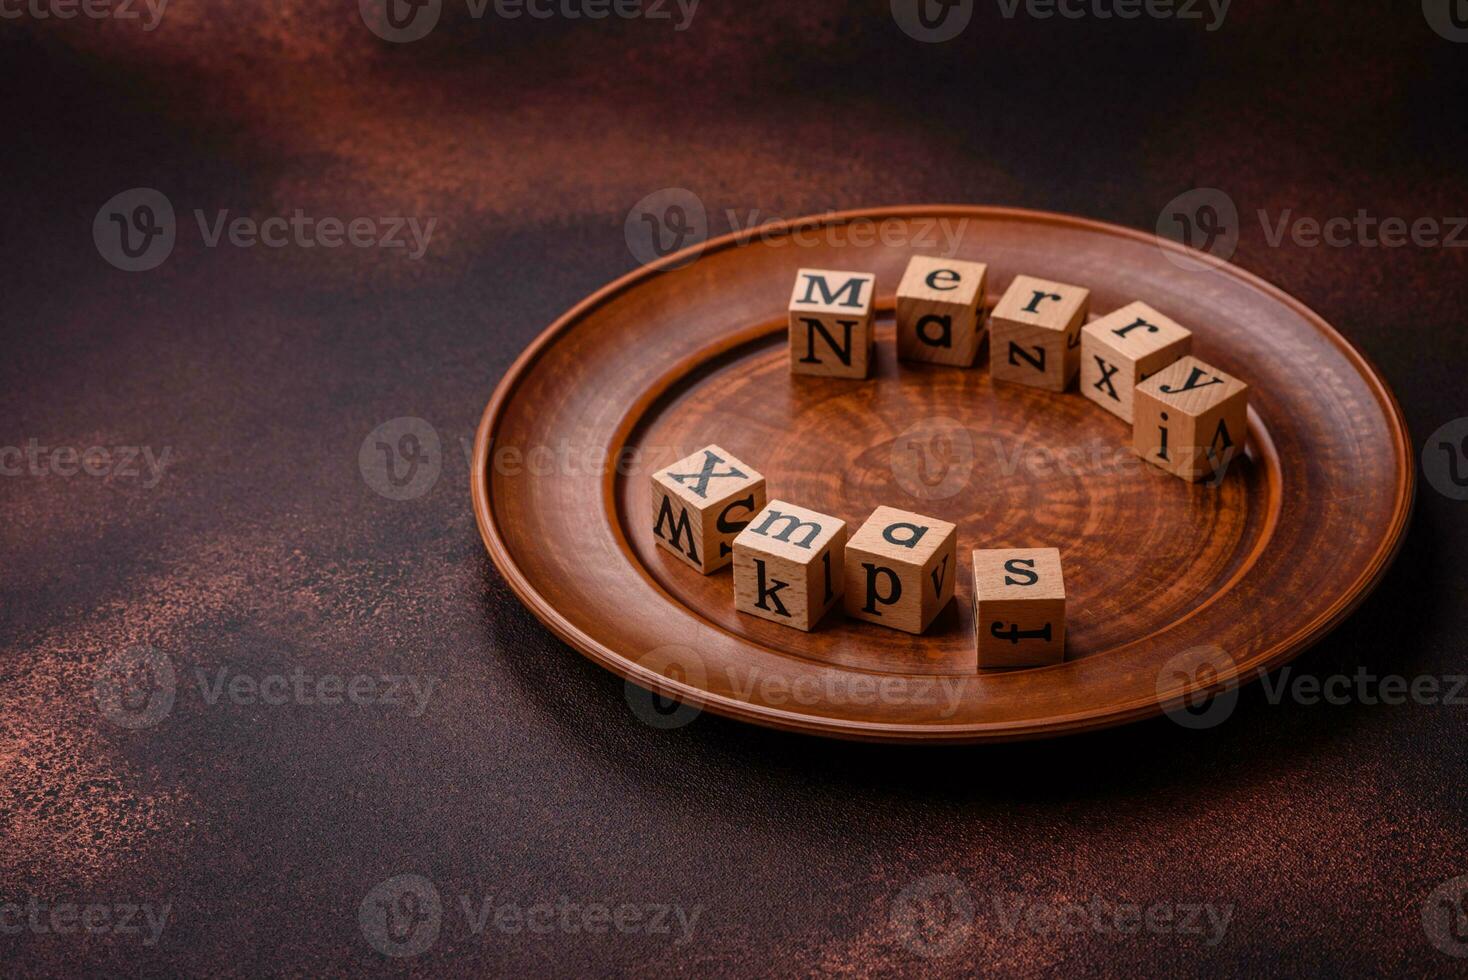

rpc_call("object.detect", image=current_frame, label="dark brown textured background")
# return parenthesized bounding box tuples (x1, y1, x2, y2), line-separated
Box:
(3, 1, 1467, 975)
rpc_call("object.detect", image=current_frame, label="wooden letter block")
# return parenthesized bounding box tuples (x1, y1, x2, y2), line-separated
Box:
(843, 506, 958, 634)
(895, 256, 989, 367)
(1132, 355, 1250, 483)
(788, 268, 876, 379)
(1080, 301, 1193, 423)
(988, 274, 1090, 391)
(651, 444, 766, 574)
(972, 548, 1066, 669)
(733, 500, 847, 631)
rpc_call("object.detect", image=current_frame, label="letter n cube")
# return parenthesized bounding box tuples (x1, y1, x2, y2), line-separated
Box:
(789, 269, 876, 379)
(972, 548, 1066, 669)
(733, 500, 847, 631)
(1133, 356, 1249, 483)
(651, 445, 766, 573)
(843, 506, 958, 634)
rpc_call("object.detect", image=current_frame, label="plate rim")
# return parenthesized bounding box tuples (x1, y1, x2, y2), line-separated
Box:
(470, 204, 1416, 743)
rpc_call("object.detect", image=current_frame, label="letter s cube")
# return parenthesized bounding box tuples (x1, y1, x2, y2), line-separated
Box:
(972, 548, 1066, 669)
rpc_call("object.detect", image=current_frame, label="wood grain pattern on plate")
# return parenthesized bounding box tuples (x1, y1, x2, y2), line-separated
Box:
(471, 206, 1413, 742)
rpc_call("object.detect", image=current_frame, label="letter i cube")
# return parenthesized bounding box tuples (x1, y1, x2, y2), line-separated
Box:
(988, 274, 1090, 391)
(1133, 356, 1250, 483)
(1080, 301, 1192, 423)
(896, 255, 989, 367)
(843, 506, 958, 634)
(789, 269, 877, 379)
(651, 445, 766, 574)
(733, 500, 847, 631)
(972, 548, 1066, 669)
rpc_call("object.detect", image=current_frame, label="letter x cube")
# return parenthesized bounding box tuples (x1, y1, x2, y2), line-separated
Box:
(651, 445, 766, 574)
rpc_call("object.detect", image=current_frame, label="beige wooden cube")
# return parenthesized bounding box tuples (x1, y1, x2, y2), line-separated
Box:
(788, 269, 876, 379)
(842, 506, 958, 634)
(972, 548, 1066, 669)
(1080, 302, 1193, 423)
(651, 445, 766, 574)
(1133, 356, 1250, 483)
(895, 256, 988, 367)
(988, 274, 1090, 391)
(733, 500, 847, 631)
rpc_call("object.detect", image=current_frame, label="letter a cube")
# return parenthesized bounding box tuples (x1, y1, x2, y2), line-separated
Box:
(1080, 301, 1192, 423)
(989, 274, 1090, 392)
(789, 268, 877, 379)
(733, 500, 847, 631)
(651, 445, 766, 574)
(1132, 356, 1250, 483)
(972, 548, 1066, 669)
(843, 506, 958, 634)
(896, 255, 989, 367)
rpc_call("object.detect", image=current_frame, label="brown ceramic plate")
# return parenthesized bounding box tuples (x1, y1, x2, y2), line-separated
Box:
(470, 206, 1413, 743)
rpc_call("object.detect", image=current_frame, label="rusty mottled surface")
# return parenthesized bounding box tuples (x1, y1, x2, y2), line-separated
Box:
(1, 2, 1466, 975)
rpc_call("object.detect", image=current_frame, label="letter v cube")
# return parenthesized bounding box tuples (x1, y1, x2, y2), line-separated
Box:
(843, 506, 958, 634)
(733, 500, 847, 631)
(651, 445, 766, 573)
(789, 268, 877, 379)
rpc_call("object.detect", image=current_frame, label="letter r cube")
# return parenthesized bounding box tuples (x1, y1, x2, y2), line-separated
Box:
(989, 274, 1090, 392)
(733, 500, 847, 631)
(1080, 301, 1192, 423)
(651, 444, 766, 574)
